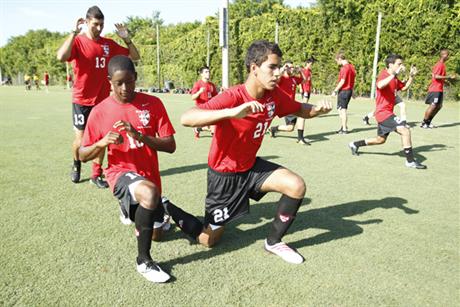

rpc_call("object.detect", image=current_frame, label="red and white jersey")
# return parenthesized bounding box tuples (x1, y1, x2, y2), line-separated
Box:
(338, 63, 356, 90)
(428, 60, 446, 92)
(82, 93, 175, 192)
(191, 80, 218, 105)
(199, 84, 301, 172)
(301, 68, 312, 93)
(375, 70, 405, 123)
(68, 35, 129, 106)
(278, 75, 303, 100)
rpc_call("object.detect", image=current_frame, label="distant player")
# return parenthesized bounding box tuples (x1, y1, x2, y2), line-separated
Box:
(190, 66, 218, 138)
(420, 49, 456, 128)
(57, 5, 140, 188)
(43, 71, 49, 93)
(181, 40, 332, 264)
(332, 52, 356, 134)
(269, 60, 309, 145)
(348, 54, 426, 169)
(297, 57, 316, 144)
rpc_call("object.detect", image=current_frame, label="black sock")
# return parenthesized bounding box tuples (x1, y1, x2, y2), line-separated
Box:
(135, 205, 155, 262)
(267, 195, 302, 245)
(272, 126, 279, 132)
(297, 129, 304, 141)
(73, 160, 81, 167)
(404, 147, 415, 163)
(354, 140, 367, 147)
(197, 127, 203, 132)
(162, 197, 203, 239)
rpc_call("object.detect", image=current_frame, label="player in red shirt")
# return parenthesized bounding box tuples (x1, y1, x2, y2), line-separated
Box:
(332, 52, 356, 134)
(348, 54, 426, 169)
(297, 57, 316, 144)
(269, 60, 310, 144)
(43, 71, 49, 93)
(421, 49, 456, 128)
(57, 6, 140, 188)
(190, 66, 218, 138)
(181, 40, 332, 264)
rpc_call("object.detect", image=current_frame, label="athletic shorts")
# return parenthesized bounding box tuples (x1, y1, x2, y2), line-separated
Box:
(337, 90, 353, 109)
(284, 115, 297, 125)
(395, 95, 403, 104)
(113, 172, 164, 223)
(302, 92, 311, 100)
(377, 115, 405, 137)
(425, 92, 443, 105)
(72, 103, 93, 130)
(204, 158, 281, 226)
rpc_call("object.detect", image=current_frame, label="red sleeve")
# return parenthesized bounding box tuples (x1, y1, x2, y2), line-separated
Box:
(294, 76, 303, 84)
(396, 78, 405, 91)
(190, 81, 200, 94)
(82, 108, 103, 147)
(338, 66, 346, 80)
(199, 90, 238, 110)
(110, 40, 129, 57)
(154, 101, 176, 137)
(67, 36, 80, 62)
(274, 87, 302, 118)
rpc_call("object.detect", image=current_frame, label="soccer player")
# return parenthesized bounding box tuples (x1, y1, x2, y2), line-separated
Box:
(269, 60, 309, 145)
(363, 94, 407, 126)
(43, 71, 50, 93)
(332, 52, 356, 134)
(190, 66, 218, 138)
(181, 40, 332, 264)
(420, 49, 456, 128)
(57, 5, 140, 188)
(296, 57, 316, 144)
(79, 55, 183, 283)
(348, 54, 426, 169)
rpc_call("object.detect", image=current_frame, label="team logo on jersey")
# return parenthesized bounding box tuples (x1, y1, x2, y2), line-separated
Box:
(266, 101, 275, 119)
(136, 110, 150, 126)
(102, 44, 110, 56)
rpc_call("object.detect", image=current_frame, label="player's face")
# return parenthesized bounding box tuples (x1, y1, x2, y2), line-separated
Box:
(86, 18, 104, 39)
(110, 70, 137, 103)
(284, 63, 294, 76)
(254, 53, 281, 90)
(201, 69, 210, 81)
(440, 50, 449, 61)
(390, 59, 404, 73)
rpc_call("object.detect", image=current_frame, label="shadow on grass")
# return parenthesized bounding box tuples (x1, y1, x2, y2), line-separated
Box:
(160, 155, 280, 176)
(161, 196, 415, 274)
(358, 143, 447, 163)
(271, 125, 377, 143)
(436, 121, 460, 128)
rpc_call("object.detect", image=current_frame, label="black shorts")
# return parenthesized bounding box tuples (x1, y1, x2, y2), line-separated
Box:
(395, 95, 403, 104)
(204, 158, 281, 226)
(425, 92, 443, 105)
(302, 92, 311, 100)
(377, 115, 405, 136)
(72, 103, 93, 130)
(284, 115, 297, 125)
(337, 90, 353, 109)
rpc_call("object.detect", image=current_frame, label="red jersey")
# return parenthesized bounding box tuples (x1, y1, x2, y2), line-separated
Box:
(375, 70, 405, 123)
(191, 80, 218, 105)
(428, 60, 446, 92)
(68, 35, 129, 106)
(278, 74, 303, 100)
(82, 93, 175, 192)
(199, 84, 301, 172)
(301, 68, 312, 93)
(338, 63, 356, 90)
(44, 73, 49, 85)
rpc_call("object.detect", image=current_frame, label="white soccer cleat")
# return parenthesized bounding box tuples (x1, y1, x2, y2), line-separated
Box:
(119, 206, 133, 225)
(264, 239, 304, 264)
(136, 260, 170, 283)
(405, 160, 427, 169)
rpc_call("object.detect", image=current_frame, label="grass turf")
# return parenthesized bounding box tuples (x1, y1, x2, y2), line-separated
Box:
(0, 86, 458, 306)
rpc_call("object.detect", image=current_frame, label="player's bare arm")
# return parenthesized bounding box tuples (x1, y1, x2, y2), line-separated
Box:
(113, 120, 175, 153)
(114, 23, 140, 61)
(401, 66, 417, 91)
(294, 100, 332, 119)
(79, 131, 122, 162)
(191, 87, 205, 101)
(56, 18, 84, 62)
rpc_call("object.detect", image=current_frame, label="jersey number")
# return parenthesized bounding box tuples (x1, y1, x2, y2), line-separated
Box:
(95, 57, 106, 68)
(74, 114, 84, 126)
(213, 207, 230, 223)
(125, 172, 139, 180)
(127, 134, 144, 149)
(253, 122, 269, 138)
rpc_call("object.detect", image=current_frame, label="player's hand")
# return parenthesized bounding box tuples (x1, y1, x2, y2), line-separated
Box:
(113, 120, 140, 140)
(409, 65, 417, 77)
(314, 100, 333, 115)
(74, 18, 84, 34)
(199, 87, 206, 93)
(98, 131, 123, 147)
(231, 101, 265, 119)
(115, 23, 130, 40)
(331, 91, 337, 97)
(449, 74, 457, 80)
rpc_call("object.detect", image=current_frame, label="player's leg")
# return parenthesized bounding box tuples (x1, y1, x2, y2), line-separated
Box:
(421, 93, 442, 128)
(296, 95, 311, 145)
(349, 120, 390, 155)
(90, 148, 108, 188)
(270, 116, 296, 137)
(395, 126, 426, 169)
(338, 108, 348, 133)
(70, 103, 88, 183)
(363, 111, 374, 125)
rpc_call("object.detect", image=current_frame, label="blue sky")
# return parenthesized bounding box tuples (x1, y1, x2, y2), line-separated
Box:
(0, 0, 315, 47)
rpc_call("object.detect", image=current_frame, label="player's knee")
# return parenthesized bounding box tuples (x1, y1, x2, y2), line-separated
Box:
(288, 175, 306, 199)
(376, 137, 386, 144)
(136, 183, 160, 210)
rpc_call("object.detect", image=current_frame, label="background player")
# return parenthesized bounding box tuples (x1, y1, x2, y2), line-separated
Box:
(332, 52, 356, 134)
(190, 66, 218, 138)
(57, 5, 140, 188)
(181, 40, 332, 264)
(420, 49, 456, 129)
(348, 54, 426, 169)
(297, 57, 316, 144)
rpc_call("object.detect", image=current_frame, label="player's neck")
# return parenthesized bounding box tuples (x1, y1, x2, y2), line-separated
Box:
(244, 78, 265, 99)
(201, 78, 209, 83)
(85, 32, 101, 41)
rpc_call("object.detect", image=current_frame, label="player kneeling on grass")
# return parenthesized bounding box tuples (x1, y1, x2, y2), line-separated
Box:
(348, 54, 426, 169)
(78, 55, 203, 283)
(180, 40, 332, 264)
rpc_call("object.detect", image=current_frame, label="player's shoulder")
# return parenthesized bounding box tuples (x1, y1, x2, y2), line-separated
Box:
(133, 92, 165, 108)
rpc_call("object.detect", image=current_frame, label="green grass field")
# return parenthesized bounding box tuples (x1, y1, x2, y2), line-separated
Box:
(0, 86, 459, 306)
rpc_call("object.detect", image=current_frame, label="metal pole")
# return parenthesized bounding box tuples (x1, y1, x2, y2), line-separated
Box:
(275, 20, 279, 44)
(220, 0, 229, 88)
(206, 28, 211, 67)
(156, 23, 161, 90)
(370, 12, 382, 99)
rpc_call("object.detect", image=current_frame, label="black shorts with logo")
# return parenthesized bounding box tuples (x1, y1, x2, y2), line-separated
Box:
(204, 158, 281, 226)
(425, 92, 443, 105)
(337, 90, 353, 109)
(284, 115, 297, 125)
(72, 103, 93, 130)
(377, 115, 405, 137)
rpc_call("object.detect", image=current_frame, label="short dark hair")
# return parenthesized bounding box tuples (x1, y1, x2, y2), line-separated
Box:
(245, 40, 282, 73)
(86, 6, 104, 20)
(198, 66, 209, 74)
(385, 54, 403, 68)
(108, 55, 135, 77)
(306, 57, 316, 63)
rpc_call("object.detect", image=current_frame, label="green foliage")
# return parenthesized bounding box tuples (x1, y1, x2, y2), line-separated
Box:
(0, 0, 458, 99)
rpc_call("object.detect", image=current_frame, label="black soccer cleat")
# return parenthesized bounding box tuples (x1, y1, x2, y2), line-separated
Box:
(70, 162, 81, 183)
(348, 142, 359, 156)
(269, 127, 277, 138)
(363, 115, 371, 125)
(405, 161, 427, 169)
(90, 176, 109, 189)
